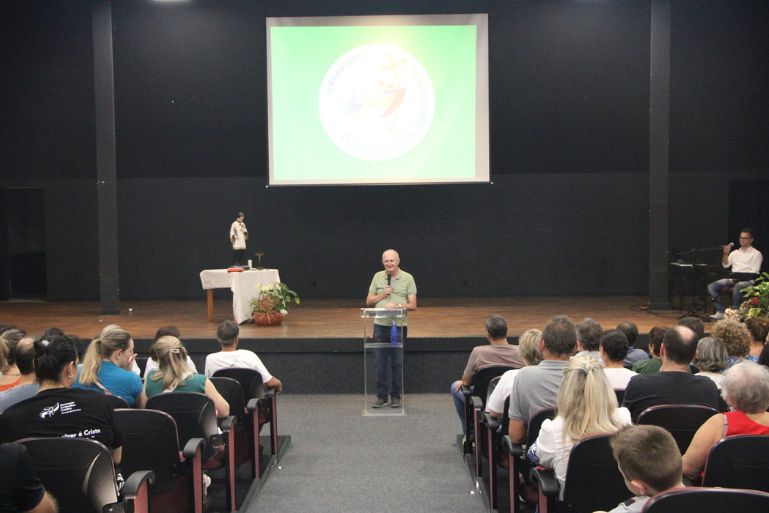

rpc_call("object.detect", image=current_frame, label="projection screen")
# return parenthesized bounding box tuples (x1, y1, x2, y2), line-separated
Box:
(266, 14, 489, 185)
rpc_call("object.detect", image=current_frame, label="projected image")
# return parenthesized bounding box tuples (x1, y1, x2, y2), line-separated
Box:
(318, 44, 435, 162)
(267, 14, 489, 185)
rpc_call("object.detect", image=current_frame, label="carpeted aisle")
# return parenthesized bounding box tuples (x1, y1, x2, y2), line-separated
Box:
(243, 394, 486, 513)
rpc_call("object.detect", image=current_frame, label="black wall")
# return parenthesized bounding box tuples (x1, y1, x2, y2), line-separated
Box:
(2, 0, 768, 300)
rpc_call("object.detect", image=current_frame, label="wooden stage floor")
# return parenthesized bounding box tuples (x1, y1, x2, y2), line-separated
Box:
(0, 296, 699, 340)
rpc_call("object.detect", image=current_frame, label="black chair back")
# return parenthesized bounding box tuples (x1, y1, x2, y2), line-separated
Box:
(472, 366, 518, 410)
(19, 437, 118, 513)
(637, 404, 718, 453)
(146, 392, 220, 452)
(614, 388, 625, 405)
(106, 393, 129, 409)
(115, 408, 184, 493)
(210, 376, 248, 423)
(561, 434, 631, 513)
(486, 375, 502, 403)
(527, 407, 557, 446)
(702, 434, 769, 491)
(212, 368, 265, 399)
(642, 487, 769, 513)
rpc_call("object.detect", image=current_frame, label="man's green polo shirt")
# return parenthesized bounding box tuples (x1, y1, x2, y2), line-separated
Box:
(368, 269, 417, 326)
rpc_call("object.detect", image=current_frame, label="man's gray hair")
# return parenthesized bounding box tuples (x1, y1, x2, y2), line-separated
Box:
(216, 319, 239, 346)
(485, 315, 508, 339)
(722, 361, 769, 413)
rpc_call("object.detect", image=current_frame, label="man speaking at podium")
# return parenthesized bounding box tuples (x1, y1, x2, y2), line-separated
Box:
(366, 249, 417, 408)
(708, 228, 763, 320)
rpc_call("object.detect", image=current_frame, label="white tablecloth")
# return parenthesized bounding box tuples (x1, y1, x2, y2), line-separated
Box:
(200, 269, 281, 324)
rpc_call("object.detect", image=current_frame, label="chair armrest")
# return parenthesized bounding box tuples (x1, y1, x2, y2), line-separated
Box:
(480, 411, 500, 431)
(461, 384, 472, 398)
(218, 415, 237, 432)
(469, 396, 483, 410)
(530, 467, 560, 498)
(246, 398, 259, 412)
(182, 437, 206, 460)
(502, 435, 524, 458)
(122, 470, 155, 497)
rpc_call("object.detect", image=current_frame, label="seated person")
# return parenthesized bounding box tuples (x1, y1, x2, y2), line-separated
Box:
(486, 328, 542, 418)
(139, 336, 229, 417)
(143, 325, 197, 377)
(508, 315, 577, 444)
(72, 325, 142, 406)
(573, 318, 604, 364)
(0, 338, 39, 414)
(631, 326, 667, 375)
(692, 337, 728, 389)
(708, 228, 762, 321)
(596, 425, 685, 513)
(623, 327, 720, 422)
(204, 320, 282, 391)
(682, 361, 769, 481)
(711, 319, 751, 368)
(600, 330, 637, 390)
(0, 328, 27, 391)
(745, 318, 769, 362)
(527, 356, 631, 498)
(0, 442, 58, 513)
(450, 315, 524, 435)
(0, 335, 123, 465)
(615, 321, 650, 367)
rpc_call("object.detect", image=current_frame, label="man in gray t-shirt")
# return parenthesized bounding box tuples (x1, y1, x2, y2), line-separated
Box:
(508, 315, 577, 443)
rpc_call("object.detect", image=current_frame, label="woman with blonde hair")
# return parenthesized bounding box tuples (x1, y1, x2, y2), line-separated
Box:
(138, 336, 229, 416)
(73, 324, 142, 406)
(528, 355, 631, 497)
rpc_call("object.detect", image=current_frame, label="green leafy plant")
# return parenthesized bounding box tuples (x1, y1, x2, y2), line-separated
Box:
(250, 282, 301, 314)
(738, 272, 769, 319)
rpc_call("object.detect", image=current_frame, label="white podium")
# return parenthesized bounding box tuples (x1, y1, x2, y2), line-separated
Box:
(361, 308, 406, 416)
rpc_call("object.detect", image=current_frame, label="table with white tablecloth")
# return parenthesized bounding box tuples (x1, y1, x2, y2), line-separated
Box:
(199, 269, 281, 324)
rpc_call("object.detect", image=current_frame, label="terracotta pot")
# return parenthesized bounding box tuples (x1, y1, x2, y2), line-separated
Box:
(253, 311, 284, 326)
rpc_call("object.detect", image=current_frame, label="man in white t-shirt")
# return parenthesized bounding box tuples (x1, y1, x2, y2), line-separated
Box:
(599, 330, 637, 390)
(204, 320, 282, 392)
(708, 228, 763, 320)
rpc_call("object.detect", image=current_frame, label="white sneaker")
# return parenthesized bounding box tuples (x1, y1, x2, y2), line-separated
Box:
(709, 312, 724, 320)
(202, 473, 211, 502)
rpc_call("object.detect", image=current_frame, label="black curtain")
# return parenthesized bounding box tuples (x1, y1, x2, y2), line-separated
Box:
(729, 180, 769, 271)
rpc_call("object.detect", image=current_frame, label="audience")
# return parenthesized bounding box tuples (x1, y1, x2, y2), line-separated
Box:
(631, 326, 667, 375)
(623, 327, 720, 422)
(574, 318, 604, 364)
(144, 325, 197, 377)
(692, 337, 728, 389)
(0, 335, 123, 464)
(745, 317, 769, 362)
(682, 361, 769, 480)
(616, 321, 650, 367)
(0, 442, 58, 513)
(710, 319, 751, 367)
(450, 315, 524, 434)
(0, 337, 39, 414)
(73, 325, 143, 406)
(600, 330, 637, 390)
(485, 328, 542, 418)
(527, 355, 630, 498)
(508, 315, 577, 443)
(140, 335, 229, 416)
(596, 425, 685, 513)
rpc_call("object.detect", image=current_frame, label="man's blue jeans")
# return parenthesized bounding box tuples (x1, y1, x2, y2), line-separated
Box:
(708, 278, 752, 312)
(450, 381, 469, 435)
(373, 324, 405, 401)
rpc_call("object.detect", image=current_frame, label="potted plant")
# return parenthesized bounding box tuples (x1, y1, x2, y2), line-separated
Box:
(736, 272, 769, 320)
(250, 282, 300, 326)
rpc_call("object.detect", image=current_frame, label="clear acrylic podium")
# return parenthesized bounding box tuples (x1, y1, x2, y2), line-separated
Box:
(361, 308, 406, 416)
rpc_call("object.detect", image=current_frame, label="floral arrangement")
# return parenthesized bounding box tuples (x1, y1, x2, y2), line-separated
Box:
(250, 282, 300, 315)
(735, 272, 769, 320)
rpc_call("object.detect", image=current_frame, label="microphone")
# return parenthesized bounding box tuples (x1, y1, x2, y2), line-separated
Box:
(386, 273, 391, 287)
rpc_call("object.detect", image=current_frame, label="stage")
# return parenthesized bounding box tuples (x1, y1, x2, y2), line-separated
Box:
(0, 296, 700, 393)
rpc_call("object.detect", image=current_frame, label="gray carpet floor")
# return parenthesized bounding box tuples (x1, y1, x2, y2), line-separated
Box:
(244, 394, 487, 513)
